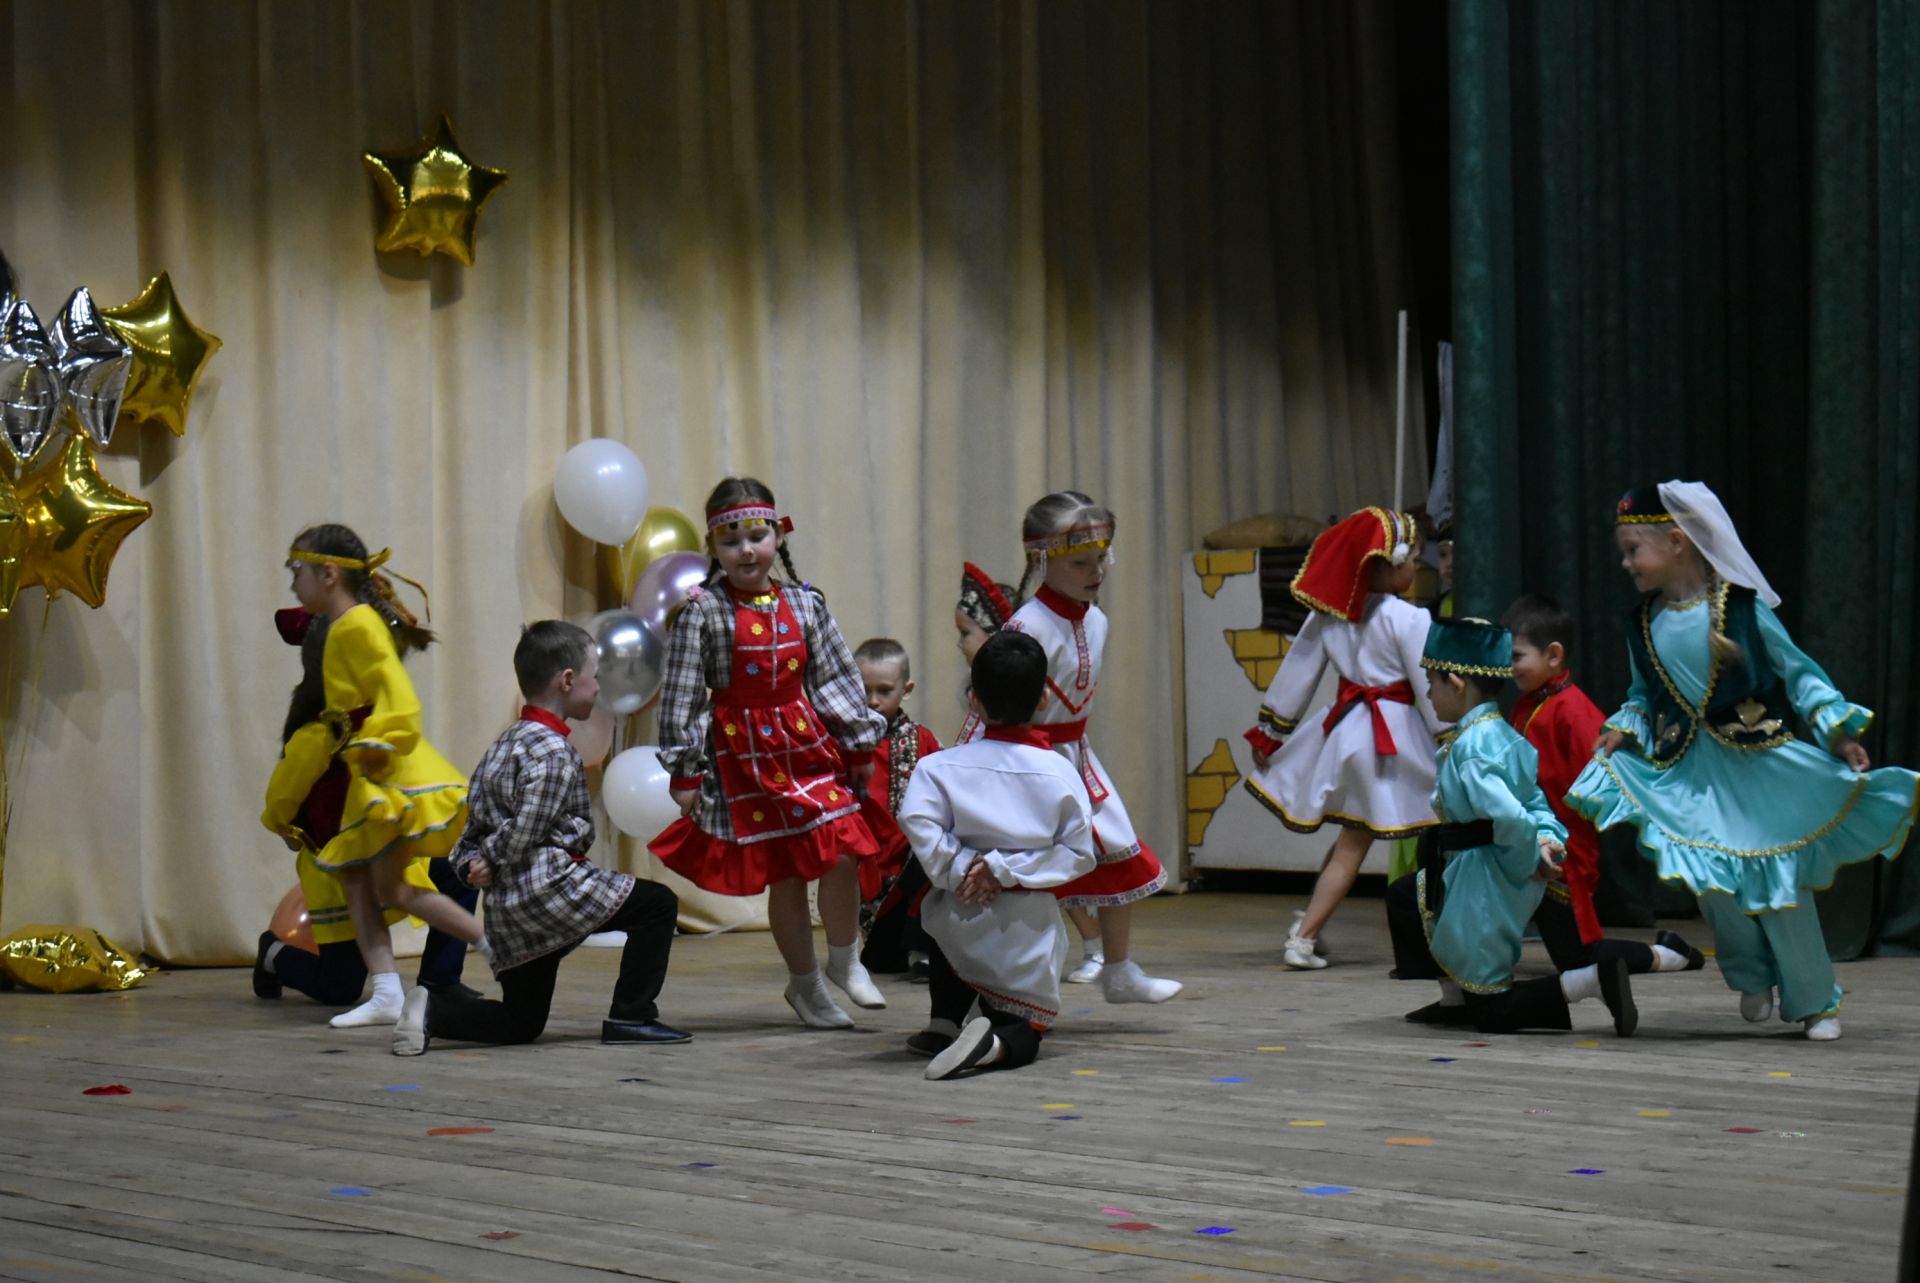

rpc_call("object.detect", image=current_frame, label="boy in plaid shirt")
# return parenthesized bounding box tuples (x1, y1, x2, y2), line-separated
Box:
(393, 621, 688, 1055)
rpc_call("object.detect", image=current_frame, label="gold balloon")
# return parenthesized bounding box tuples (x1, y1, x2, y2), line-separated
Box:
(602, 505, 703, 602)
(363, 114, 509, 266)
(0, 471, 24, 617)
(100, 271, 222, 438)
(16, 435, 151, 609)
(0, 923, 148, 992)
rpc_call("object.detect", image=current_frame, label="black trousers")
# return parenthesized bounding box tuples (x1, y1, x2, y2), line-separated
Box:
(926, 938, 1041, 1069)
(860, 858, 932, 973)
(427, 879, 679, 1045)
(273, 857, 477, 1004)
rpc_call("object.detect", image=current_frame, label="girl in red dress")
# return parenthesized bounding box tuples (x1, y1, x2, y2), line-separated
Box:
(649, 478, 889, 1028)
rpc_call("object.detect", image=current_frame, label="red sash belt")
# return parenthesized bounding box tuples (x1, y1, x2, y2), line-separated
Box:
(1031, 719, 1088, 747)
(1322, 679, 1413, 756)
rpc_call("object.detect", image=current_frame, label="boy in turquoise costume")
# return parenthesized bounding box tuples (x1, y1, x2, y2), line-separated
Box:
(1391, 618, 1639, 1036)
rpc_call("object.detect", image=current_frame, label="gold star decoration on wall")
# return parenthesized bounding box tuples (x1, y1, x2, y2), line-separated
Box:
(362, 114, 509, 266)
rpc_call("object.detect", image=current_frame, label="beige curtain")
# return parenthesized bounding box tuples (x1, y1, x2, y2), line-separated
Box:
(0, 0, 1424, 963)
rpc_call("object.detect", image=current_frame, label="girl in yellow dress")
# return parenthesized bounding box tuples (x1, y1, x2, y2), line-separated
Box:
(280, 523, 482, 1028)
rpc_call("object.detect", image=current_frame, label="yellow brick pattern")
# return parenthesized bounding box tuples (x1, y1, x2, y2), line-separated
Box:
(1192, 548, 1257, 598)
(1185, 737, 1242, 848)
(1224, 628, 1291, 690)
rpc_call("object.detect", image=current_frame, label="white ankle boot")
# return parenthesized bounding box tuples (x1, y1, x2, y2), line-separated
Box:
(1803, 1015, 1842, 1042)
(784, 971, 855, 1029)
(826, 954, 887, 1009)
(1065, 951, 1105, 984)
(1739, 989, 1775, 1023)
(1102, 958, 1182, 1003)
(1282, 934, 1328, 970)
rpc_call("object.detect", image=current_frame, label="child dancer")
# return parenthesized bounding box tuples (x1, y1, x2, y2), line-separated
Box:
(902, 630, 1097, 1078)
(851, 637, 940, 976)
(1502, 593, 1704, 976)
(1569, 482, 1920, 1041)
(1243, 508, 1444, 968)
(982, 491, 1180, 1003)
(285, 525, 483, 1028)
(256, 607, 477, 1005)
(955, 562, 1104, 980)
(1391, 617, 1639, 1035)
(394, 621, 687, 1054)
(649, 478, 889, 1028)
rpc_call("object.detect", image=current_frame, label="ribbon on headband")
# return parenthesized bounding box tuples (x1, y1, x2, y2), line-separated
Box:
(287, 546, 433, 626)
(1022, 520, 1114, 560)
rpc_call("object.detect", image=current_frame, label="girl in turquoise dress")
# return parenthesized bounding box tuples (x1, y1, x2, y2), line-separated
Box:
(1569, 482, 1920, 1042)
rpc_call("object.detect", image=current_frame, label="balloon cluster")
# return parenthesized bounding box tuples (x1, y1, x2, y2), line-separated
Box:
(0, 248, 220, 615)
(551, 440, 712, 835)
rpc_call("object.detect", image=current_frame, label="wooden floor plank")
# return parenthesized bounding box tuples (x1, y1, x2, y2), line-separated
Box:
(3, 892, 1912, 1281)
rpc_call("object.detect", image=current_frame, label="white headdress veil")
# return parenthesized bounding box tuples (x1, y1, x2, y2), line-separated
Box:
(1656, 480, 1781, 609)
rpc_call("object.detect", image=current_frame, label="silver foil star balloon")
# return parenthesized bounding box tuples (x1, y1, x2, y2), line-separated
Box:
(0, 301, 62, 468)
(50, 287, 132, 448)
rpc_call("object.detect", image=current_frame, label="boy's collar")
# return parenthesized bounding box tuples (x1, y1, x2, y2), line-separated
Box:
(520, 704, 572, 737)
(983, 723, 1049, 749)
(1520, 673, 1575, 703)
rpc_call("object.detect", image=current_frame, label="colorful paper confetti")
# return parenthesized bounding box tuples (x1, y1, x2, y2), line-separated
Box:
(1303, 1185, 1352, 1196)
(1460, 1042, 1491, 1047)
(1042, 1103, 1074, 1110)
(1525, 1108, 1553, 1115)
(1428, 1057, 1456, 1064)
(1071, 1069, 1099, 1076)
(82, 1085, 130, 1096)
(1213, 1076, 1248, 1084)
(1101, 1208, 1135, 1217)
(1257, 1045, 1287, 1052)
(1573, 1041, 1601, 1049)
(330, 1187, 372, 1196)
(1776, 1131, 1806, 1138)
(480, 1231, 521, 1241)
(1289, 1120, 1326, 1127)
(1568, 1168, 1604, 1176)
(1726, 1127, 1764, 1134)
(427, 1127, 495, 1136)
(1112, 1222, 1156, 1231)
(1048, 1114, 1084, 1121)
(1638, 1110, 1671, 1118)
(383, 1085, 423, 1092)
(1385, 1137, 1434, 1146)
(1768, 1071, 1793, 1078)
(1196, 1226, 1237, 1235)
(684, 1162, 717, 1169)
(941, 1118, 976, 1125)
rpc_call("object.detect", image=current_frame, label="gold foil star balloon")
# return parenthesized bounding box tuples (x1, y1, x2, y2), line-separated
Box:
(17, 434, 150, 609)
(100, 272, 222, 438)
(363, 114, 509, 266)
(0, 471, 25, 617)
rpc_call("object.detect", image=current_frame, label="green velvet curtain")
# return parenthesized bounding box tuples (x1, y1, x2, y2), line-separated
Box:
(1450, 0, 1920, 954)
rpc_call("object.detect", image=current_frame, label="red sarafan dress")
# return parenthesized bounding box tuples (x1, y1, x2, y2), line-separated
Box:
(650, 583, 886, 895)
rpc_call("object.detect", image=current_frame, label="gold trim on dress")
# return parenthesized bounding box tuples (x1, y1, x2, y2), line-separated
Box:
(1242, 775, 1438, 839)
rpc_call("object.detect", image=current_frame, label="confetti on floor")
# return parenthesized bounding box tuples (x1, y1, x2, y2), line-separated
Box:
(479, 1231, 521, 1241)
(1112, 1222, 1156, 1231)
(617, 1078, 651, 1084)
(1768, 1071, 1794, 1078)
(1071, 1069, 1099, 1076)
(1213, 1076, 1248, 1083)
(1302, 1186, 1352, 1196)
(1101, 1208, 1135, 1216)
(1727, 1127, 1764, 1134)
(82, 1085, 131, 1096)
(1196, 1226, 1237, 1235)
(1568, 1168, 1605, 1176)
(1638, 1110, 1671, 1118)
(684, 1162, 717, 1169)
(330, 1187, 372, 1196)
(426, 1127, 495, 1136)
(1573, 1041, 1601, 1049)
(941, 1118, 976, 1125)
(1042, 1103, 1074, 1110)
(1289, 1120, 1326, 1127)
(1776, 1131, 1806, 1138)
(1525, 1108, 1553, 1115)
(1428, 1057, 1456, 1064)
(1257, 1045, 1286, 1052)
(1386, 1137, 1434, 1146)
(1049, 1114, 1085, 1121)
(383, 1085, 423, 1092)
(1460, 1042, 1491, 1047)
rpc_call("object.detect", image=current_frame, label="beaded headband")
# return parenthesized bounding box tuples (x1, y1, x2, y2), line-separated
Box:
(707, 502, 795, 534)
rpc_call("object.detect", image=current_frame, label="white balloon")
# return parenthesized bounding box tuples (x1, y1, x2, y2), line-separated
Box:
(603, 745, 683, 839)
(553, 438, 650, 544)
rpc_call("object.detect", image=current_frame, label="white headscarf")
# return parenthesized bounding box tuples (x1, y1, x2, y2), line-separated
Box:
(1657, 480, 1782, 609)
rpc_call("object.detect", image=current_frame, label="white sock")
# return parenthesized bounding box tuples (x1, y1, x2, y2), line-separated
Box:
(1438, 980, 1465, 1008)
(790, 966, 822, 985)
(1560, 965, 1600, 1004)
(263, 940, 285, 972)
(1082, 938, 1103, 960)
(1651, 944, 1688, 972)
(371, 971, 404, 1004)
(827, 943, 855, 971)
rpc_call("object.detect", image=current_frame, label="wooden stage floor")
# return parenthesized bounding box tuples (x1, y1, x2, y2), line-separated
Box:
(3, 892, 1914, 1282)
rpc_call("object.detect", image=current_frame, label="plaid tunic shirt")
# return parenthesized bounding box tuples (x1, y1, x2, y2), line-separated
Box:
(452, 717, 634, 973)
(656, 581, 886, 843)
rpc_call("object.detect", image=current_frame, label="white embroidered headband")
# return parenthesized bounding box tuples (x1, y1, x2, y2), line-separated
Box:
(706, 502, 795, 534)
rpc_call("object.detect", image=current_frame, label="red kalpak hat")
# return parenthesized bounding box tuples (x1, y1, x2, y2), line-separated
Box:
(957, 562, 1016, 633)
(1290, 507, 1420, 623)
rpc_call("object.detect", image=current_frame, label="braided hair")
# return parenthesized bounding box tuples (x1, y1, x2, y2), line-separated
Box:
(702, 476, 818, 600)
(1014, 490, 1115, 602)
(290, 523, 436, 655)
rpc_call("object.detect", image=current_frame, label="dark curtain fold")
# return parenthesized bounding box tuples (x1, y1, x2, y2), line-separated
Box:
(1450, 0, 1920, 954)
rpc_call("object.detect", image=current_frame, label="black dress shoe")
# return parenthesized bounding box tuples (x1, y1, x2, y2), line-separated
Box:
(1404, 1001, 1477, 1026)
(1598, 955, 1638, 1036)
(253, 931, 283, 1000)
(602, 1019, 693, 1045)
(1655, 929, 1707, 971)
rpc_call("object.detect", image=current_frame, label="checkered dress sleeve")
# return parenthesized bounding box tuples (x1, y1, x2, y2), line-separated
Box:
(795, 588, 886, 756)
(656, 593, 715, 784)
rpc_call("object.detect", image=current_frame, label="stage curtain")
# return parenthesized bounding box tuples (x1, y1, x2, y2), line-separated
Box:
(1450, 0, 1920, 953)
(0, 0, 1426, 961)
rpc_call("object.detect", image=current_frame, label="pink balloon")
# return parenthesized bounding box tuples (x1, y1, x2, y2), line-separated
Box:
(629, 551, 712, 637)
(570, 706, 615, 767)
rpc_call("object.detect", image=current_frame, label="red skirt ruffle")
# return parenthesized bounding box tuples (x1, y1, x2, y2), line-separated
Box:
(650, 810, 879, 897)
(1051, 838, 1167, 909)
